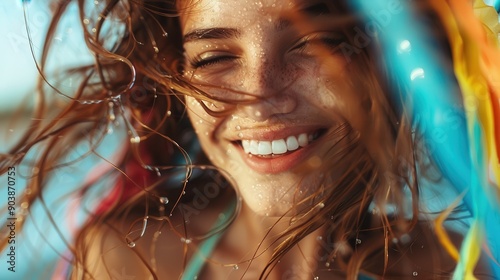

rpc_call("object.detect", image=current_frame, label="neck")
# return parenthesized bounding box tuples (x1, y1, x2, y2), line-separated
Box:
(224, 202, 327, 277)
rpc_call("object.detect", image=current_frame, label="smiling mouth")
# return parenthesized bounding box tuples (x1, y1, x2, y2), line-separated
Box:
(235, 129, 327, 158)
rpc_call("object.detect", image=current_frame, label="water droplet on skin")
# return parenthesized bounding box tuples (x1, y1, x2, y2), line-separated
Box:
(255, 111, 262, 117)
(159, 197, 169, 204)
(236, 125, 241, 130)
(316, 236, 323, 241)
(127, 241, 136, 248)
(198, 119, 203, 124)
(412, 271, 418, 277)
(238, 132, 243, 138)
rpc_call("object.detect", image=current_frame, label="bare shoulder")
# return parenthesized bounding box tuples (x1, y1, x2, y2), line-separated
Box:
(71, 217, 185, 279)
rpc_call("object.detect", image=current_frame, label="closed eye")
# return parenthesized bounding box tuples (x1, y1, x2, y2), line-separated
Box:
(190, 55, 237, 69)
(292, 33, 344, 53)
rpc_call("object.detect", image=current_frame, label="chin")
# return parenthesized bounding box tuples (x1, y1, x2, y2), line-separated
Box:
(234, 174, 323, 218)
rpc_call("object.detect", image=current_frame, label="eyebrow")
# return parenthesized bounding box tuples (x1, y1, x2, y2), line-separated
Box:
(183, 28, 241, 43)
(275, 2, 332, 31)
(183, 2, 333, 43)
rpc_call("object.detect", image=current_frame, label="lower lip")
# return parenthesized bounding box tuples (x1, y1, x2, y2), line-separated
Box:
(234, 141, 320, 174)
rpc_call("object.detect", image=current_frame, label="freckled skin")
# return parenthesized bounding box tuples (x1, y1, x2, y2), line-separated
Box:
(181, 0, 368, 216)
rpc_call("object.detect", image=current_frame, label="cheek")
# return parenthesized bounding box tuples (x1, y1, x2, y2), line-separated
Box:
(185, 96, 230, 163)
(185, 96, 215, 140)
(318, 59, 371, 130)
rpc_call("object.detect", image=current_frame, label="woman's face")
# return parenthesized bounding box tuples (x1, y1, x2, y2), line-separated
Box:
(181, 0, 368, 216)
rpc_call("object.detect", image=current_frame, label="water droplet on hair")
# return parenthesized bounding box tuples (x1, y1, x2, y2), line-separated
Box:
(325, 262, 330, 268)
(127, 241, 136, 248)
(91, 28, 97, 33)
(317, 202, 325, 208)
(399, 234, 411, 244)
(412, 271, 418, 277)
(162, 32, 168, 37)
(159, 197, 169, 204)
(130, 136, 141, 144)
(83, 18, 90, 25)
(233, 265, 239, 270)
(314, 277, 319, 280)
(166, 110, 172, 116)
(355, 238, 362, 245)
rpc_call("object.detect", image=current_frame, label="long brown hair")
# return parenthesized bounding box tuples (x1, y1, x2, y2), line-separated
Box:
(0, 0, 462, 279)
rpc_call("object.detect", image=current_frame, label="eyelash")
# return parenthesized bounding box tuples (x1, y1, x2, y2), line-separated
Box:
(190, 55, 236, 69)
(293, 34, 344, 53)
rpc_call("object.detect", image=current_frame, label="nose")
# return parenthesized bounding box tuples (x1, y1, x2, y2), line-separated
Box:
(237, 55, 298, 121)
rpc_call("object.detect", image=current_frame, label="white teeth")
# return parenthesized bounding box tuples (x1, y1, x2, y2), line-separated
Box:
(298, 133, 308, 147)
(240, 131, 319, 156)
(242, 140, 250, 154)
(271, 139, 287, 154)
(258, 141, 272, 155)
(286, 136, 299, 151)
(250, 140, 259, 154)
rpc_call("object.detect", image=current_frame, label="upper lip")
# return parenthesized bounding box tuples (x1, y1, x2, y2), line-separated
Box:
(223, 124, 328, 142)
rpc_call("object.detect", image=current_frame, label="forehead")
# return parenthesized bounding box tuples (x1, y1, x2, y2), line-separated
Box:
(179, 0, 342, 32)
